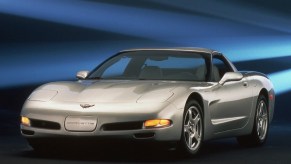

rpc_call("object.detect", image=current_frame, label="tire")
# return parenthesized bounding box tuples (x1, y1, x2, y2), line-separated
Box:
(237, 95, 269, 147)
(178, 100, 203, 156)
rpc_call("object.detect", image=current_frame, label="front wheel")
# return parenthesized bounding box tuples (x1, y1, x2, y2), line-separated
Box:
(178, 100, 203, 156)
(237, 95, 269, 146)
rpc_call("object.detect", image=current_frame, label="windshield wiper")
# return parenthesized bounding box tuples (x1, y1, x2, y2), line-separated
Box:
(88, 77, 103, 80)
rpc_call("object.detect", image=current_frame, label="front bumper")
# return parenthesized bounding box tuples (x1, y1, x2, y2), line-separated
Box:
(20, 101, 183, 141)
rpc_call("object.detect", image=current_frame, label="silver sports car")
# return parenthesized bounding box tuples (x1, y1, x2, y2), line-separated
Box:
(21, 48, 275, 155)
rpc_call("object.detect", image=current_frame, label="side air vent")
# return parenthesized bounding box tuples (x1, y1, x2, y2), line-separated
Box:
(21, 129, 35, 135)
(30, 119, 61, 130)
(102, 121, 143, 131)
(134, 133, 155, 139)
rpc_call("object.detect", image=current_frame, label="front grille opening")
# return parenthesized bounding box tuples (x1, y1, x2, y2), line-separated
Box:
(102, 121, 143, 131)
(21, 129, 35, 135)
(30, 119, 61, 130)
(134, 133, 155, 139)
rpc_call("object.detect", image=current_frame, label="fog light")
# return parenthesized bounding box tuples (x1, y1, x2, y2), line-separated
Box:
(21, 116, 31, 126)
(144, 119, 171, 128)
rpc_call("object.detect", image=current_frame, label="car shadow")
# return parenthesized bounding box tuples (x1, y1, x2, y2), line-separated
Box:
(15, 138, 255, 163)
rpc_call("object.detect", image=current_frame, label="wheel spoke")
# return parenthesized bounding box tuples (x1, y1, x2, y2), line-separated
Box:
(260, 123, 265, 137)
(262, 114, 268, 121)
(188, 109, 193, 120)
(258, 107, 262, 117)
(258, 125, 261, 136)
(259, 102, 264, 116)
(193, 114, 200, 125)
(193, 130, 200, 142)
(184, 131, 189, 142)
(257, 118, 261, 135)
(184, 125, 190, 132)
(188, 109, 195, 124)
(188, 134, 193, 147)
(262, 122, 266, 133)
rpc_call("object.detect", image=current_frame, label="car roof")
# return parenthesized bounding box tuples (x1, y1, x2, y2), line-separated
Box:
(121, 47, 219, 55)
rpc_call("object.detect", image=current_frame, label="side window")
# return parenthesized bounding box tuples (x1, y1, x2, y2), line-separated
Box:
(212, 57, 232, 82)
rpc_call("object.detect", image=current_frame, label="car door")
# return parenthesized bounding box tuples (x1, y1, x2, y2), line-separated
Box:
(210, 55, 253, 133)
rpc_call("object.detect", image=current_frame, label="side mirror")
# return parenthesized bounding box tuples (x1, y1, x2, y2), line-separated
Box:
(219, 72, 243, 85)
(76, 70, 89, 79)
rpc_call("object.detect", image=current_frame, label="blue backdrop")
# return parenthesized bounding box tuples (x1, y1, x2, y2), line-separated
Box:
(0, 0, 290, 121)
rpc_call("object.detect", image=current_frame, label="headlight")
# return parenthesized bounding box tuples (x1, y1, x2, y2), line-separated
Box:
(28, 90, 58, 102)
(21, 116, 31, 126)
(144, 119, 172, 128)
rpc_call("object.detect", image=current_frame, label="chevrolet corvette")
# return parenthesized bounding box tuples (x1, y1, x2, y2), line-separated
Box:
(20, 48, 275, 155)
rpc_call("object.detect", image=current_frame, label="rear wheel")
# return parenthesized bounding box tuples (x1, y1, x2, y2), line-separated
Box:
(237, 95, 269, 146)
(178, 100, 203, 156)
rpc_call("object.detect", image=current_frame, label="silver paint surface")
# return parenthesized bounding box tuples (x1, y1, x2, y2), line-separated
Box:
(20, 48, 275, 142)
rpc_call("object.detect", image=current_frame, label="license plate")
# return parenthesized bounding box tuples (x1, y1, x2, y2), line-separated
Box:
(65, 116, 97, 132)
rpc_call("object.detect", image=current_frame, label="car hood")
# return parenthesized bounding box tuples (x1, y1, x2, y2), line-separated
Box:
(38, 80, 180, 103)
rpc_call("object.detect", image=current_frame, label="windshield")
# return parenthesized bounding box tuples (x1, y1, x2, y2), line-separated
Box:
(88, 50, 210, 81)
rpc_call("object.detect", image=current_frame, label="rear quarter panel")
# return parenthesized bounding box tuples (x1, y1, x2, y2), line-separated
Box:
(245, 73, 275, 122)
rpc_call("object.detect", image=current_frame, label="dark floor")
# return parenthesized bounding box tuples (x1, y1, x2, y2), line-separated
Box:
(1, 108, 291, 164)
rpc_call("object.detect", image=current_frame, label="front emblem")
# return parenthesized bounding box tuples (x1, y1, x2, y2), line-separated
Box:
(80, 104, 95, 109)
